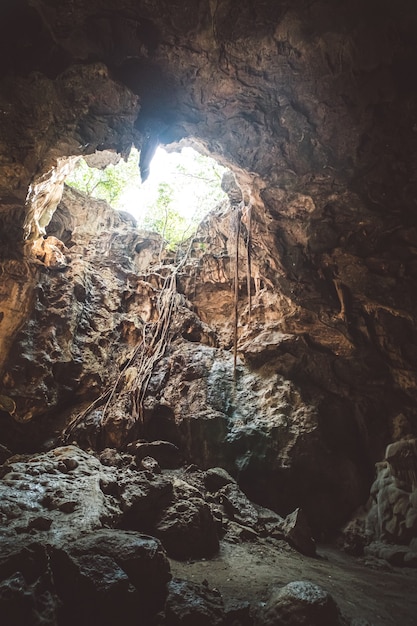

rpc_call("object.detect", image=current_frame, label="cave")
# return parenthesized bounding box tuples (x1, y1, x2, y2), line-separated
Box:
(1, 1, 417, 624)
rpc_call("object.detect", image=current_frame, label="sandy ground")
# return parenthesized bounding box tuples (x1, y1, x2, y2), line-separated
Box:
(170, 538, 417, 625)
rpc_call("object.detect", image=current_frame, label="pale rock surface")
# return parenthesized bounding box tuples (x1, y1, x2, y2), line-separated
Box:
(344, 438, 417, 566)
(164, 579, 225, 626)
(261, 581, 342, 626)
(280, 508, 316, 557)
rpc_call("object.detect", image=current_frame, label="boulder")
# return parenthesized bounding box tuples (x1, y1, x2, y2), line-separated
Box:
(204, 467, 236, 492)
(156, 498, 219, 560)
(261, 581, 341, 626)
(127, 440, 182, 468)
(217, 483, 259, 528)
(280, 508, 316, 557)
(119, 472, 173, 529)
(0, 446, 121, 540)
(53, 552, 136, 625)
(165, 579, 225, 626)
(0, 543, 60, 626)
(0, 572, 56, 626)
(51, 529, 171, 623)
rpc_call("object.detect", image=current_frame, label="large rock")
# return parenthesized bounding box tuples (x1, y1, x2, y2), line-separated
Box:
(204, 467, 237, 492)
(118, 471, 174, 530)
(0, 541, 60, 626)
(0, 446, 120, 541)
(53, 552, 137, 625)
(155, 497, 219, 560)
(0, 572, 59, 626)
(52, 529, 171, 624)
(261, 581, 342, 626)
(165, 579, 225, 626)
(127, 440, 182, 469)
(216, 483, 259, 528)
(280, 508, 316, 557)
(345, 439, 417, 566)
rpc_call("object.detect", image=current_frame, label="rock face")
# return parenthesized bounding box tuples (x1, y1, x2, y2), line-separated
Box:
(0, 0, 417, 545)
(344, 437, 417, 566)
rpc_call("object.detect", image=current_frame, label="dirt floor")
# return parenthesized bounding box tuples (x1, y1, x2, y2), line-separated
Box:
(170, 538, 417, 625)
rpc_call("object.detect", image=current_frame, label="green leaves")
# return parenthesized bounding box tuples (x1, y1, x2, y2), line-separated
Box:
(66, 151, 138, 207)
(66, 147, 228, 250)
(142, 182, 190, 249)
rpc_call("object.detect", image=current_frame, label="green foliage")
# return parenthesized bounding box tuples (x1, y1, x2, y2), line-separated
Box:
(145, 150, 227, 247)
(66, 151, 139, 207)
(142, 182, 188, 249)
(66, 147, 228, 249)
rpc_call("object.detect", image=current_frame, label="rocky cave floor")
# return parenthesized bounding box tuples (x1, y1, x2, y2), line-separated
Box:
(171, 540, 417, 626)
(1, 443, 416, 626)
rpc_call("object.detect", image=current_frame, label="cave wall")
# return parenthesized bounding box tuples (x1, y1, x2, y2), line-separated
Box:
(0, 0, 417, 529)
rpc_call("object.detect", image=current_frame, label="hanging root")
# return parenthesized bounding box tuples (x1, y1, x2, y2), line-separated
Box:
(245, 203, 252, 320)
(63, 237, 196, 444)
(131, 271, 177, 422)
(62, 334, 146, 443)
(233, 205, 241, 384)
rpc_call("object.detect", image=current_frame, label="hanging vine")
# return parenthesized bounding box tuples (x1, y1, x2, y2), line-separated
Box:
(245, 202, 252, 320)
(233, 205, 241, 383)
(63, 240, 194, 444)
(130, 270, 178, 422)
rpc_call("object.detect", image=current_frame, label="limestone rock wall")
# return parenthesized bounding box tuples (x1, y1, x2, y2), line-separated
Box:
(1, 187, 161, 445)
(0, 0, 417, 531)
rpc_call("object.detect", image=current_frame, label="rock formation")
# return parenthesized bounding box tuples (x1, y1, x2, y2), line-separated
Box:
(1, 0, 417, 624)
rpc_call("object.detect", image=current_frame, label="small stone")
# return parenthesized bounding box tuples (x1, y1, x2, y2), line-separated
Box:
(63, 457, 79, 471)
(99, 448, 125, 467)
(226, 521, 259, 542)
(57, 461, 69, 473)
(204, 467, 236, 492)
(140, 456, 161, 474)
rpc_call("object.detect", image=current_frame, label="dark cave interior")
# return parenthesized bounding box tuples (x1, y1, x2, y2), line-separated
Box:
(1, 1, 417, 624)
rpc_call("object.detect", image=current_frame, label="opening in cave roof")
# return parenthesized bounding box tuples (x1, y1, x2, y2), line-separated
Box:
(66, 146, 229, 247)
